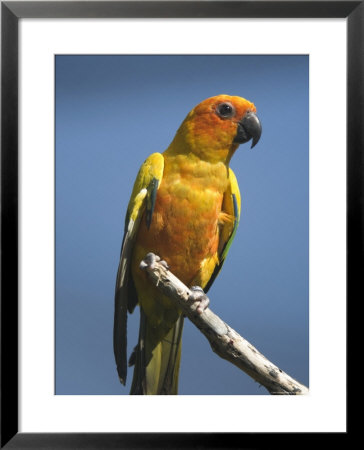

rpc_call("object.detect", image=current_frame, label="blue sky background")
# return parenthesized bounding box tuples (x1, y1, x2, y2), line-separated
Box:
(55, 55, 309, 395)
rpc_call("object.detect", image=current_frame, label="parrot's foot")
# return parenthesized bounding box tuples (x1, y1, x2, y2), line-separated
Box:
(188, 286, 210, 315)
(140, 252, 169, 271)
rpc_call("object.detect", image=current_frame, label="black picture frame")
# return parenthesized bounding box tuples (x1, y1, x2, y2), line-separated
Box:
(1, 1, 356, 447)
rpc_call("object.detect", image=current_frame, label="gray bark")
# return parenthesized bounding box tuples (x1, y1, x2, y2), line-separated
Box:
(140, 254, 309, 395)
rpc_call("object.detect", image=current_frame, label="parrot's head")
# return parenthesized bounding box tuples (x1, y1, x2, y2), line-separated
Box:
(169, 94, 262, 163)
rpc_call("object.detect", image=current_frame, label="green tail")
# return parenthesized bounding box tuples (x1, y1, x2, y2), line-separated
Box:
(130, 309, 184, 395)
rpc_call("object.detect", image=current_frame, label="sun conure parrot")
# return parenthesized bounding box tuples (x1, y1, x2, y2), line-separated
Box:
(114, 94, 262, 395)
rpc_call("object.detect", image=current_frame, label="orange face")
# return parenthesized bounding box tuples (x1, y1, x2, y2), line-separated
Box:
(169, 94, 261, 163)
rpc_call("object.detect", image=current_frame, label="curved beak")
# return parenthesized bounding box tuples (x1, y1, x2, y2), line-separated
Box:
(234, 111, 262, 148)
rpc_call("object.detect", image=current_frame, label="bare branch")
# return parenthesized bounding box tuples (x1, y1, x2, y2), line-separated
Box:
(140, 253, 309, 395)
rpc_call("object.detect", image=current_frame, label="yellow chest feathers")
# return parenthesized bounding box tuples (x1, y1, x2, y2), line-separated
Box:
(151, 154, 230, 234)
(162, 153, 229, 195)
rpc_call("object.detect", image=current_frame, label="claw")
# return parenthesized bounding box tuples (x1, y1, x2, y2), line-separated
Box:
(140, 253, 170, 271)
(190, 286, 204, 293)
(139, 260, 148, 270)
(159, 259, 170, 270)
(140, 252, 158, 270)
(188, 286, 210, 314)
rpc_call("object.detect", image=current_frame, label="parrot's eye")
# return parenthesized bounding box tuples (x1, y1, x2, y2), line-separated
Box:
(216, 102, 235, 119)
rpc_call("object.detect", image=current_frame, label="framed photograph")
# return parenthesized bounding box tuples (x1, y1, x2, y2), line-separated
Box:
(1, 1, 355, 447)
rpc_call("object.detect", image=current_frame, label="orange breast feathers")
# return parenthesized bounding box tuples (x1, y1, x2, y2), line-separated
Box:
(133, 153, 230, 286)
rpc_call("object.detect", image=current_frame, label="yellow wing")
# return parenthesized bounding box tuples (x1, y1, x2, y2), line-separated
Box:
(113, 152, 164, 384)
(204, 168, 241, 292)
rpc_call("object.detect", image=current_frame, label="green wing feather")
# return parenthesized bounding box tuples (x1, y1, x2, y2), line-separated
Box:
(113, 153, 164, 384)
(204, 168, 241, 293)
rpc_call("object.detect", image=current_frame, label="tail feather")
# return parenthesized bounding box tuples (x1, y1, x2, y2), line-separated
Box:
(130, 308, 184, 395)
(113, 285, 128, 385)
(158, 318, 184, 394)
